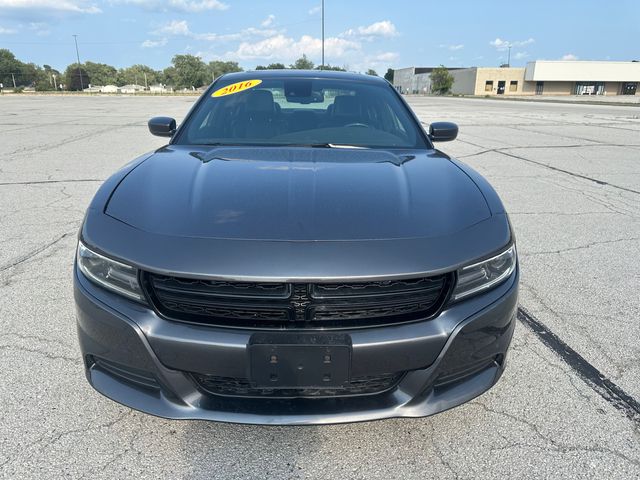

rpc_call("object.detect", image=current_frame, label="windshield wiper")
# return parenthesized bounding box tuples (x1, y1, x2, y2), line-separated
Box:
(285, 143, 369, 149)
(197, 142, 369, 149)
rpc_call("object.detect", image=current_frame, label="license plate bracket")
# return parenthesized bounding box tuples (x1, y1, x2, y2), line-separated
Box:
(249, 333, 351, 389)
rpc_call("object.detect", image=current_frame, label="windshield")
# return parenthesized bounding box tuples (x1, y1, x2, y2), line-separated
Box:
(174, 77, 428, 149)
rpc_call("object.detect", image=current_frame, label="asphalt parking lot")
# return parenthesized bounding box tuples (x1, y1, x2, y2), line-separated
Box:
(1, 94, 639, 479)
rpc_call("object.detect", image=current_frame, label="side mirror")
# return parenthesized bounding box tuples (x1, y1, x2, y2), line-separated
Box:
(148, 117, 176, 137)
(429, 122, 458, 142)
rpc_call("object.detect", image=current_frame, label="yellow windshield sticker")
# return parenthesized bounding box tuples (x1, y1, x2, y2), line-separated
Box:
(212, 79, 262, 98)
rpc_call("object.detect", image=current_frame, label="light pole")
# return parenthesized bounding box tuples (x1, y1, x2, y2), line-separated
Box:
(321, 0, 325, 69)
(73, 34, 84, 91)
(507, 45, 512, 67)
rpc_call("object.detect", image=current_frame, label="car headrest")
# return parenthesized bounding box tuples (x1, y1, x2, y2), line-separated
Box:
(246, 90, 275, 113)
(332, 95, 360, 116)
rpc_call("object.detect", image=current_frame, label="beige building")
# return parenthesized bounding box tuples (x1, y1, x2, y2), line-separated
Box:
(394, 61, 640, 96)
(450, 67, 534, 95)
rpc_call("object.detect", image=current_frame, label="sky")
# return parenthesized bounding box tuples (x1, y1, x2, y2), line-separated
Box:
(1, 0, 639, 72)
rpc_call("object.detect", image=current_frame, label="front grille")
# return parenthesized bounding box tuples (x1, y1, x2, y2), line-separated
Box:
(143, 273, 453, 329)
(192, 372, 404, 398)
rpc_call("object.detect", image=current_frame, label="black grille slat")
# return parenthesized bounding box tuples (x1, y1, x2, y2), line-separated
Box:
(311, 295, 441, 321)
(144, 272, 452, 329)
(311, 277, 444, 298)
(192, 372, 404, 398)
(151, 275, 290, 298)
(162, 299, 291, 321)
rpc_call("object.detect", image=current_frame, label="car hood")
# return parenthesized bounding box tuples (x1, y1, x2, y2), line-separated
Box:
(105, 146, 491, 241)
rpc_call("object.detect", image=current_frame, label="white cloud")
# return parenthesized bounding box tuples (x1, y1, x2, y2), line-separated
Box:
(142, 37, 168, 48)
(374, 52, 399, 62)
(308, 5, 321, 15)
(26, 21, 50, 35)
(514, 51, 529, 60)
(154, 19, 279, 42)
(157, 19, 190, 35)
(0, 0, 100, 14)
(225, 34, 361, 62)
(342, 51, 400, 73)
(261, 14, 275, 27)
(489, 38, 508, 49)
(342, 20, 398, 40)
(561, 53, 578, 61)
(440, 43, 464, 51)
(0, 26, 18, 34)
(489, 37, 534, 50)
(113, 0, 227, 13)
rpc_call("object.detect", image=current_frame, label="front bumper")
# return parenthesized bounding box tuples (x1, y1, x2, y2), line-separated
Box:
(74, 266, 518, 425)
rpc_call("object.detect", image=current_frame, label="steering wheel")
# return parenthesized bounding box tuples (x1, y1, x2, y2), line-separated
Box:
(344, 122, 370, 128)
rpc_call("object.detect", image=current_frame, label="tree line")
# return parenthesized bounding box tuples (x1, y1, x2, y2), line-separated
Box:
(1, 49, 391, 92)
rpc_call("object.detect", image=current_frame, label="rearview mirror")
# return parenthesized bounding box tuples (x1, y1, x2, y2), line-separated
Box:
(148, 117, 176, 137)
(429, 122, 458, 142)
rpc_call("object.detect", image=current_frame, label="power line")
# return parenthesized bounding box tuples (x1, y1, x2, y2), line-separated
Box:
(73, 34, 84, 90)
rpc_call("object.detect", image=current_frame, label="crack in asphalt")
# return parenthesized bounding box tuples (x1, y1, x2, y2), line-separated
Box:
(0, 410, 134, 472)
(518, 282, 639, 383)
(520, 236, 640, 257)
(428, 422, 462, 479)
(458, 142, 640, 158)
(457, 143, 640, 195)
(539, 177, 639, 218)
(474, 401, 640, 467)
(0, 332, 72, 349)
(503, 123, 640, 149)
(1, 121, 141, 158)
(0, 230, 76, 273)
(517, 307, 640, 426)
(0, 179, 104, 186)
(0, 344, 80, 364)
(497, 150, 640, 195)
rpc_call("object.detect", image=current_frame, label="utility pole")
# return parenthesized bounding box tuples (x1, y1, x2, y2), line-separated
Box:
(321, 0, 325, 69)
(73, 34, 84, 91)
(52, 74, 57, 91)
(144, 72, 148, 90)
(11, 73, 16, 88)
(507, 45, 512, 67)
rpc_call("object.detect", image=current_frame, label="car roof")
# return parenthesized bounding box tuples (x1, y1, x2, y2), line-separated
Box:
(217, 69, 389, 85)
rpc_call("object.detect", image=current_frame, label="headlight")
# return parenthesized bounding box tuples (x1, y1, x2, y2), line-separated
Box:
(452, 244, 517, 301)
(77, 241, 145, 302)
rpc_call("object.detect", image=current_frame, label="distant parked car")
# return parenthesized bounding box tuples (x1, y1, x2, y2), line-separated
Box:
(75, 70, 518, 425)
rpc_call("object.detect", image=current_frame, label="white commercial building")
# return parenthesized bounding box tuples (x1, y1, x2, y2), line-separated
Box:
(394, 61, 640, 96)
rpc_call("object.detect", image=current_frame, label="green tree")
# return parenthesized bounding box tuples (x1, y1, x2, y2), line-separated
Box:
(162, 66, 178, 87)
(83, 61, 118, 86)
(0, 49, 37, 87)
(384, 68, 394, 82)
(38, 64, 61, 91)
(315, 64, 346, 71)
(290, 54, 314, 70)
(117, 64, 161, 87)
(209, 60, 243, 79)
(430, 65, 454, 94)
(255, 62, 285, 70)
(170, 54, 209, 89)
(365, 69, 378, 76)
(64, 64, 90, 91)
